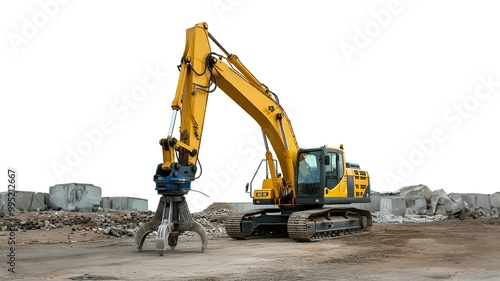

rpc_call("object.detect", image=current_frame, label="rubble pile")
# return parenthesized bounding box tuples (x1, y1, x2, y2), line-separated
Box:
(185, 202, 238, 238)
(0, 209, 155, 237)
(372, 212, 449, 224)
(0, 203, 238, 238)
(372, 185, 500, 223)
(1, 188, 499, 239)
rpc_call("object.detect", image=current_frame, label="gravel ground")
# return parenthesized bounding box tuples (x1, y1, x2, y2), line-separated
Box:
(1, 218, 499, 280)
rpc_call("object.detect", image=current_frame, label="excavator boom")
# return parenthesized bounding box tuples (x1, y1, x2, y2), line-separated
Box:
(156, 22, 299, 203)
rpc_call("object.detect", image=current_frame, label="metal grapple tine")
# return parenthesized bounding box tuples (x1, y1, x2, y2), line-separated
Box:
(134, 197, 165, 251)
(155, 198, 173, 256)
(190, 221, 208, 253)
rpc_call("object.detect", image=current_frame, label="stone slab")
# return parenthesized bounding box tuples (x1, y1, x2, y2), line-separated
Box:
(405, 196, 427, 215)
(380, 197, 406, 217)
(435, 204, 447, 215)
(0, 191, 48, 211)
(430, 195, 448, 215)
(102, 197, 148, 211)
(464, 193, 491, 210)
(490, 192, 500, 208)
(448, 193, 462, 202)
(448, 193, 491, 210)
(399, 184, 433, 200)
(49, 183, 101, 212)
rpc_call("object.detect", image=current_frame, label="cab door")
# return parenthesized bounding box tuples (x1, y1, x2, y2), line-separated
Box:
(325, 151, 344, 189)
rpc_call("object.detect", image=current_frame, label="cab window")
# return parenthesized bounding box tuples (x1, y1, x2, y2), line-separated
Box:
(325, 151, 343, 188)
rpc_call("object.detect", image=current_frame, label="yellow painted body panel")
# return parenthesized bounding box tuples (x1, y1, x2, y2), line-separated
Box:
(253, 178, 280, 201)
(324, 176, 348, 198)
(322, 147, 370, 199)
(348, 168, 370, 198)
(323, 169, 370, 199)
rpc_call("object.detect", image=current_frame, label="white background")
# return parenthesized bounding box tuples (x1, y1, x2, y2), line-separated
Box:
(1, 0, 500, 212)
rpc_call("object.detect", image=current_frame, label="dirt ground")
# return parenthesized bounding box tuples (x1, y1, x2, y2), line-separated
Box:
(1, 218, 499, 281)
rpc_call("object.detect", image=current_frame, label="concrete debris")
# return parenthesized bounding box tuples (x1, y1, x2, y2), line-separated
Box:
(405, 196, 427, 215)
(372, 212, 449, 224)
(399, 184, 434, 200)
(182, 203, 238, 238)
(377, 185, 497, 222)
(1, 187, 499, 239)
(0, 209, 155, 238)
(0, 203, 237, 239)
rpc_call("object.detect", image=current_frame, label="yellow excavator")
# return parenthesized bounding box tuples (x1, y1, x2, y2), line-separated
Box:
(135, 22, 371, 256)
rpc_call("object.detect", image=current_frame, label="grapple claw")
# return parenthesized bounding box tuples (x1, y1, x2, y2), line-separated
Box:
(155, 219, 172, 256)
(134, 195, 208, 255)
(134, 222, 153, 251)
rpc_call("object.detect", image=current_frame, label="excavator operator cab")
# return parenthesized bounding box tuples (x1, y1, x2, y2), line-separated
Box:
(296, 147, 344, 204)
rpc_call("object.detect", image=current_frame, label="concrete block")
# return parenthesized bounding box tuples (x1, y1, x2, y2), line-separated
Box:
(380, 197, 406, 217)
(491, 208, 500, 219)
(9, 191, 33, 211)
(399, 184, 433, 200)
(430, 195, 445, 214)
(429, 193, 461, 215)
(448, 193, 462, 202)
(463, 194, 491, 210)
(130, 198, 148, 211)
(343, 194, 381, 213)
(435, 204, 447, 216)
(0, 191, 48, 211)
(110, 197, 130, 210)
(49, 183, 101, 212)
(0, 192, 9, 211)
(367, 194, 382, 213)
(32, 192, 47, 211)
(430, 189, 457, 215)
(101, 197, 112, 209)
(448, 197, 473, 217)
(103, 197, 148, 211)
(405, 208, 417, 217)
(491, 192, 500, 208)
(432, 189, 449, 198)
(449, 193, 491, 210)
(405, 196, 427, 215)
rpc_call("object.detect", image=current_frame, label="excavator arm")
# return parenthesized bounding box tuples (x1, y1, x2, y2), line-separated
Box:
(157, 22, 299, 204)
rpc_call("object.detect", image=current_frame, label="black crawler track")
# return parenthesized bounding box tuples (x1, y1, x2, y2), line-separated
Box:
(225, 207, 372, 241)
(287, 207, 372, 242)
